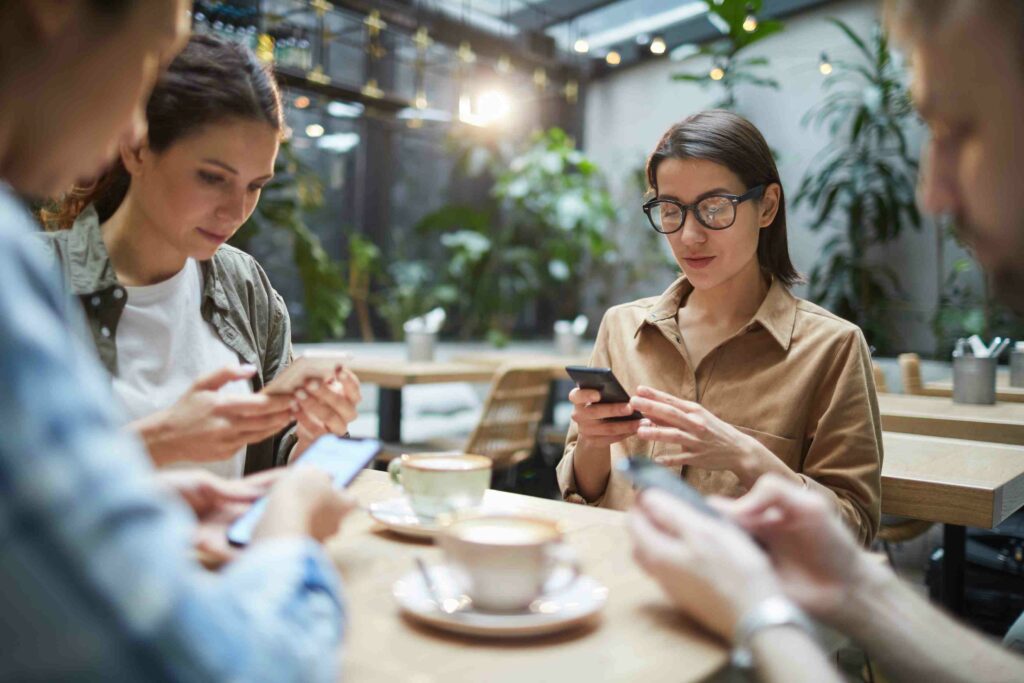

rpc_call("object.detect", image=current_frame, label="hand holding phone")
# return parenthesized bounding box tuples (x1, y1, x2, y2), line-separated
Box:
(227, 436, 380, 546)
(565, 366, 643, 422)
(616, 456, 725, 520)
(262, 351, 353, 395)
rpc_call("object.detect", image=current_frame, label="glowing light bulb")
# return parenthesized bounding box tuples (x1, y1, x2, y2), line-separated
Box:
(743, 14, 758, 32)
(294, 95, 311, 109)
(573, 38, 590, 54)
(709, 67, 725, 81)
(650, 37, 666, 55)
(305, 123, 324, 138)
(606, 50, 621, 66)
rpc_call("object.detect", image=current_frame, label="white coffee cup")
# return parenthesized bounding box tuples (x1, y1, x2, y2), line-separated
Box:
(439, 513, 580, 612)
(388, 453, 492, 519)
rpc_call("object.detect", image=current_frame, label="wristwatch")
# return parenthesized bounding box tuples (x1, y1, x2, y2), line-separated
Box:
(731, 596, 816, 669)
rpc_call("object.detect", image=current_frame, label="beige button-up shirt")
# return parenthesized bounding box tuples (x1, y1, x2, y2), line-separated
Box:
(557, 275, 883, 544)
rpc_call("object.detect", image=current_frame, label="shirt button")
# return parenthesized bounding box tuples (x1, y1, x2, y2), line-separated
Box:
(90, 296, 101, 307)
(100, 326, 111, 338)
(113, 288, 125, 300)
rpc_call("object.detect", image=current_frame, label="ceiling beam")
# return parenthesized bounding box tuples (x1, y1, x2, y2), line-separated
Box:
(506, 0, 622, 32)
(323, 0, 578, 78)
(589, 0, 833, 76)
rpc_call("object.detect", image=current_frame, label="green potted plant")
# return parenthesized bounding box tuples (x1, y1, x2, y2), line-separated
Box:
(671, 0, 784, 110)
(794, 19, 921, 352)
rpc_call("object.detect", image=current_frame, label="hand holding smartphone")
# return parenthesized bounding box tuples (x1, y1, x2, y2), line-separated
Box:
(565, 366, 643, 422)
(226, 435, 380, 546)
(262, 351, 353, 395)
(616, 457, 726, 520)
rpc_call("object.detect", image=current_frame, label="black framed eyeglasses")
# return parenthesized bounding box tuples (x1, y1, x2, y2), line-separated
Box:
(642, 184, 766, 233)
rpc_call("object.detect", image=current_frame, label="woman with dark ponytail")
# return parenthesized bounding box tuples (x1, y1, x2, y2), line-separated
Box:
(39, 34, 360, 476)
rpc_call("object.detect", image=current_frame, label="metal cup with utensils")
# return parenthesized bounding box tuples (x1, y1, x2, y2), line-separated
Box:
(953, 355, 998, 404)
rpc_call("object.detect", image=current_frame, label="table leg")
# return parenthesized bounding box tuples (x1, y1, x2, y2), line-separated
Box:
(941, 524, 966, 615)
(378, 387, 402, 443)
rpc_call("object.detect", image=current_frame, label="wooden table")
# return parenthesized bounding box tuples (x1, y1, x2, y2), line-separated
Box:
(452, 351, 590, 380)
(922, 372, 1024, 403)
(333, 471, 727, 683)
(881, 432, 1024, 613)
(879, 393, 1024, 446)
(347, 358, 497, 443)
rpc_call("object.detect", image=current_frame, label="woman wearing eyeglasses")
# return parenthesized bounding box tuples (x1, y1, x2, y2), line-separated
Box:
(557, 110, 882, 545)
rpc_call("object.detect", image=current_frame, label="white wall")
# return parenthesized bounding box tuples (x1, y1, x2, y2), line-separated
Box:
(581, 0, 975, 354)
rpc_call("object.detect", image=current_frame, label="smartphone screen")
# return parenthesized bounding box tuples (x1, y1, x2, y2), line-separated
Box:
(226, 436, 381, 546)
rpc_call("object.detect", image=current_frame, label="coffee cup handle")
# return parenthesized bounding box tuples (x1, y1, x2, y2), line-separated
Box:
(543, 543, 581, 595)
(387, 458, 403, 488)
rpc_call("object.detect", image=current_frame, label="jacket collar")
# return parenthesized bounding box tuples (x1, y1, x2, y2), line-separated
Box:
(66, 204, 231, 312)
(635, 273, 797, 351)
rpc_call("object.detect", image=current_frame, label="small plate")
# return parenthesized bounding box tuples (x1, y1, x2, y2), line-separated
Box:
(393, 564, 608, 638)
(368, 498, 444, 539)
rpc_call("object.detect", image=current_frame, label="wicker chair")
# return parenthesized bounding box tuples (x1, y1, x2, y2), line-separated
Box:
(378, 365, 553, 487)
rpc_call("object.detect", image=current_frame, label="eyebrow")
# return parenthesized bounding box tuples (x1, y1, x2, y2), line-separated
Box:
(202, 159, 273, 182)
(658, 187, 733, 202)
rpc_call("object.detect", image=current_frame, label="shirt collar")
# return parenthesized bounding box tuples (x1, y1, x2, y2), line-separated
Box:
(635, 273, 798, 351)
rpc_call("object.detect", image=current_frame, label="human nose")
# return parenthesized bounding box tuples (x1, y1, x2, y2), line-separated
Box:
(215, 189, 247, 225)
(677, 207, 708, 246)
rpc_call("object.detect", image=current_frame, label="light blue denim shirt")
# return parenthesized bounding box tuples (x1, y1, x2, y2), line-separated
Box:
(0, 184, 345, 682)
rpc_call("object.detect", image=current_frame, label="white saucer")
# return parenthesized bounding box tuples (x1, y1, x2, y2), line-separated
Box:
(393, 564, 608, 638)
(367, 498, 444, 539)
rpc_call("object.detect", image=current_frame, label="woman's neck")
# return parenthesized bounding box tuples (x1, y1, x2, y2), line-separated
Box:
(101, 192, 188, 286)
(684, 257, 770, 327)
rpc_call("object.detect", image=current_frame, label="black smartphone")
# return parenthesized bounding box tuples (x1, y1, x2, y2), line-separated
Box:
(565, 365, 643, 422)
(227, 435, 381, 546)
(615, 456, 725, 520)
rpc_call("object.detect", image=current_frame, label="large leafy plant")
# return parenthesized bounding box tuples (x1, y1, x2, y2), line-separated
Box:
(231, 138, 350, 341)
(794, 19, 921, 352)
(414, 128, 616, 341)
(671, 0, 783, 109)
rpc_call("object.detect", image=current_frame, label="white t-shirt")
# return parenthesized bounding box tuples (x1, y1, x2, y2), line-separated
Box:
(112, 258, 251, 478)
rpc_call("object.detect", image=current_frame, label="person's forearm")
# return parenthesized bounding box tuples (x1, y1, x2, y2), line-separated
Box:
(572, 437, 612, 502)
(839, 566, 1024, 683)
(736, 436, 803, 490)
(749, 627, 844, 683)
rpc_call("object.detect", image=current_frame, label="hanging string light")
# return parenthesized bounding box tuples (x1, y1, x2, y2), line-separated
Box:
(650, 36, 666, 55)
(709, 65, 725, 80)
(606, 50, 621, 66)
(819, 51, 833, 75)
(742, 4, 758, 32)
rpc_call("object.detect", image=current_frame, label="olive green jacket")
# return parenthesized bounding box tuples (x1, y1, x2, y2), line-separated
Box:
(36, 205, 297, 473)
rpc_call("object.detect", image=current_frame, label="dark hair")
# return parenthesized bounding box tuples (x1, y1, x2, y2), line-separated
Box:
(645, 110, 802, 287)
(43, 33, 283, 230)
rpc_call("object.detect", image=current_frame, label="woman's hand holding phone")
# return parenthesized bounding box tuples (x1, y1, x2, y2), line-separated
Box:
(569, 387, 643, 448)
(289, 366, 362, 462)
(131, 365, 294, 466)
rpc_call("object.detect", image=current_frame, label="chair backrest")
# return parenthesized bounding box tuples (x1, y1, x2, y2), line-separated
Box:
(898, 353, 924, 394)
(872, 362, 889, 394)
(464, 366, 552, 470)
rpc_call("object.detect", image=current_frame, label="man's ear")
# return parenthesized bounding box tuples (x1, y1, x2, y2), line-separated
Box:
(120, 136, 149, 177)
(759, 183, 781, 228)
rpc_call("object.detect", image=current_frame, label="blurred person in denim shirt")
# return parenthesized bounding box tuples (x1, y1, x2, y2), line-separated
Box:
(0, 2, 355, 680)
